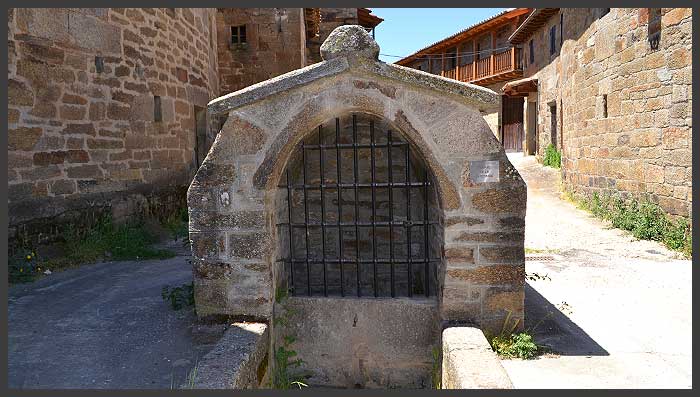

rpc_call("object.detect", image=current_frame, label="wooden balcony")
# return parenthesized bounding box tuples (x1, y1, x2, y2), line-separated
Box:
(442, 47, 523, 86)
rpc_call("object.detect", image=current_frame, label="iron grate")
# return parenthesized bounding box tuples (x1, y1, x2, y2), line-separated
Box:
(277, 114, 440, 299)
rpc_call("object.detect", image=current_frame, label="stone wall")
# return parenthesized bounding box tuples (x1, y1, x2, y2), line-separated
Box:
(522, 8, 692, 217)
(8, 8, 219, 248)
(216, 8, 306, 95)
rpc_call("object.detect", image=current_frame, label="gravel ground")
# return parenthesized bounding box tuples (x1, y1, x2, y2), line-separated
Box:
(502, 153, 692, 389)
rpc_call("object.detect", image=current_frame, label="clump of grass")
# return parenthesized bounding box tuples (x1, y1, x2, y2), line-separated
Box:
(162, 282, 195, 310)
(487, 311, 539, 360)
(491, 332, 539, 360)
(38, 215, 176, 273)
(542, 144, 561, 168)
(163, 207, 189, 241)
(576, 191, 691, 257)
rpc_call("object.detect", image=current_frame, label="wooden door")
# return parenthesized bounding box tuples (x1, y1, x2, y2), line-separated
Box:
(501, 96, 524, 152)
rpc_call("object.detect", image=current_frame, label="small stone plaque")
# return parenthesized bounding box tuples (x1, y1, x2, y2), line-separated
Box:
(470, 160, 500, 183)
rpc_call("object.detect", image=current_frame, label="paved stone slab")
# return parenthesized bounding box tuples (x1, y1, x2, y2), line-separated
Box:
(441, 327, 513, 389)
(193, 322, 268, 389)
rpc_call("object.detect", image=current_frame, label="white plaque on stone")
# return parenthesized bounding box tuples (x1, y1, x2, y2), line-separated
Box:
(470, 160, 500, 183)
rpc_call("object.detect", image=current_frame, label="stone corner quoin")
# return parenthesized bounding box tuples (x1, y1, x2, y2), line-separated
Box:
(189, 24, 526, 335)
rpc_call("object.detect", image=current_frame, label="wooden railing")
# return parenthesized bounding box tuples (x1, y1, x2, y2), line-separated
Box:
(438, 47, 522, 83)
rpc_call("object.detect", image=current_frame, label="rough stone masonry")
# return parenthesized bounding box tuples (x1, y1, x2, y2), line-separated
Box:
(188, 25, 526, 387)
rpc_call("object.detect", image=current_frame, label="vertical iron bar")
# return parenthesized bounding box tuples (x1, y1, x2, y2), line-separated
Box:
(387, 129, 395, 297)
(352, 115, 361, 297)
(335, 118, 344, 296)
(423, 167, 430, 297)
(318, 126, 327, 296)
(370, 120, 378, 297)
(405, 145, 412, 297)
(301, 141, 312, 296)
(285, 168, 295, 295)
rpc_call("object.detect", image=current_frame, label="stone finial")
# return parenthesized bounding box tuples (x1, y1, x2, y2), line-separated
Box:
(320, 25, 380, 61)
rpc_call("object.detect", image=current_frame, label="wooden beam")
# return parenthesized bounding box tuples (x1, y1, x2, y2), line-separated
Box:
(441, 52, 445, 76)
(455, 45, 460, 80)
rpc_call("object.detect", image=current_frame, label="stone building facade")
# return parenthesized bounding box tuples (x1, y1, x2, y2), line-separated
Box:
(216, 8, 382, 94)
(8, 8, 220, 249)
(7, 8, 382, 251)
(506, 8, 692, 218)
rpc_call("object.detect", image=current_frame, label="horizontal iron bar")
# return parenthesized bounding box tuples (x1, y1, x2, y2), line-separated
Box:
(300, 142, 409, 149)
(278, 258, 441, 264)
(276, 221, 439, 227)
(277, 181, 432, 189)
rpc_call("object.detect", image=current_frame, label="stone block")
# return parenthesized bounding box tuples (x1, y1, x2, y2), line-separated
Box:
(9, 127, 42, 151)
(193, 323, 269, 389)
(471, 185, 526, 215)
(68, 12, 122, 54)
(483, 286, 524, 319)
(442, 327, 513, 389)
(189, 210, 265, 232)
(8, 79, 34, 107)
(50, 179, 76, 195)
(66, 164, 102, 179)
(446, 264, 525, 286)
(190, 231, 226, 259)
(228, 232, 271, 260)
(444, 246, 474, 263)
(452, 231, 523, 244)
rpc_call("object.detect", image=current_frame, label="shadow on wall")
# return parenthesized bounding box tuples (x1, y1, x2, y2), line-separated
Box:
(525, 283, 608, 356)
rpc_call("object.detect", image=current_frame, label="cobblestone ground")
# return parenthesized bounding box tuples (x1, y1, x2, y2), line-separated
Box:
(503, 153, 691, 389)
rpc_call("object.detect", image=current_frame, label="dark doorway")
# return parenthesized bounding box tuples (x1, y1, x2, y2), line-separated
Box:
(527, 101, 537, 155)
(549, 102, 558, 148)
(194, 106, 207, 168)
(501, 96, 524, 152)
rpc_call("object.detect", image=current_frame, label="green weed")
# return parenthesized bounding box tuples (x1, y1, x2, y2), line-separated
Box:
(8, 249, 41, 283)
(42, 215, 176, 272)
(271, 287, 309, 389)
(162, 282, 195, 310)
(575, 191, 691, 257)
(163, 207, 189, 241)
(542, 144, 561, 168)
(431, 345, 441, 389)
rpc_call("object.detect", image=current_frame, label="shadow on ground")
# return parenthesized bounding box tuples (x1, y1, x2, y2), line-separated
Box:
(524, 283, 608, 356)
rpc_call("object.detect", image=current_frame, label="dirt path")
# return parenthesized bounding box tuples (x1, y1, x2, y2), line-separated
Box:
(8, 249, 225, 389)
(503, 153, 691, 388)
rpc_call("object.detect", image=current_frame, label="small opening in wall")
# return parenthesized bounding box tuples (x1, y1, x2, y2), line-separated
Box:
(529, 39, 534, 64)
(95, 56, 104, 73)
(549, 25, 556, 55)
(602, 94, 608, 118)
(154, 96, 162, 122)
(648, 8, 661, 51)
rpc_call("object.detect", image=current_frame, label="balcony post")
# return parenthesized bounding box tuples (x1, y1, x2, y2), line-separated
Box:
(511, 46, 516, 71)
(456, 45, 460, 80)
(441, 52, 445, 77)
